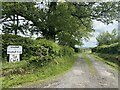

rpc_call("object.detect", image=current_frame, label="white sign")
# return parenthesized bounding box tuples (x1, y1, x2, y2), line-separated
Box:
(7, 46, 22, 54)
(7, 45, 22, 62)
(9, 54, 20, 62)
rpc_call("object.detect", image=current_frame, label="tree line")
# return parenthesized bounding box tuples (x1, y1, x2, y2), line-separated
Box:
(96, 29, 118, 46)
(1, 1, 118, 48)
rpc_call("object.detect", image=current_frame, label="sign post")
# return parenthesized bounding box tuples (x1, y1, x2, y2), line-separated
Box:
(7, 46, 22, 63)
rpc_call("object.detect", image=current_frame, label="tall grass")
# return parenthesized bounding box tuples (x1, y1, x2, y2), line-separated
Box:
(91, 53, 119, 71)
(2, 54, 78, 88)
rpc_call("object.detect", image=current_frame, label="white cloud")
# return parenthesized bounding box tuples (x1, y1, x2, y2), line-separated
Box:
(93, 20, 118, 34)
(82, 37, 97, 48)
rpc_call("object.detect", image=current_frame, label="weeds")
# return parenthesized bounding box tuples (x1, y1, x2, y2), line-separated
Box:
(91, 54, 119, 71)
(2, 54, 78, 88)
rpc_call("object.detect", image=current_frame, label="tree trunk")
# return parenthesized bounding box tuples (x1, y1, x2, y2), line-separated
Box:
(16, 14, 19, 35)
(13, 14, 17, 35)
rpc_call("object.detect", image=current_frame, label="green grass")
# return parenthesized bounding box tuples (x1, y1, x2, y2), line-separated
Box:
(2, 60, 28, 70)
(82, 53, 95, 75)
(2, 54, 78, 88)
(91, 53, 119, 71)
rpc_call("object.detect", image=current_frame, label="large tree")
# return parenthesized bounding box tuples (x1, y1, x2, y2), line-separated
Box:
(96, 29, 118, 46)
(1, 1, 118, 47)
(1, 2, 46, 35)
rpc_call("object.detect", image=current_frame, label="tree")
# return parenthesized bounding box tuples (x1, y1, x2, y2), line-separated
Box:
(110, 29, 118, 43)
(1, 1, 118, 48)
(96, 29, 118, 46)
(72, 2, 118, 24)
(1, 2, 46, 35)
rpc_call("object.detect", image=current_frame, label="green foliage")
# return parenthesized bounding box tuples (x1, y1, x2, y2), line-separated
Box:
(59, 46, 75, 57)
(2, 60, 28, 76)
(2, 2, 118, 48)
(2, 54, 78, 88)
(34, 39, 61, 56)
(96, 29, 118, 46)
(2, 2, 44, 35)
(2, 34, 76, 67)
(2, 34, 34, 60)
(93, 53, 120, 66)
(74, 2, 118, 24)
(74, 47, 82, 53)
(28, 39, 61, 66)
(2, 34, 58, 65)
(91, 54, 119, 71)
(92, 43, 119, 54)
(29, 39, 75, 66)
(47, 3, 92, 47)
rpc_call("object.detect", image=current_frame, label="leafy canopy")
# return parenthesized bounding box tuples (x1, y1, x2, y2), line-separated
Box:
(1, 2, 118, 47)
(96, 29, 118, 46)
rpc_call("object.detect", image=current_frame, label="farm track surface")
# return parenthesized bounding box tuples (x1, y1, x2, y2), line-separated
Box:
(25, 53, 118, 88)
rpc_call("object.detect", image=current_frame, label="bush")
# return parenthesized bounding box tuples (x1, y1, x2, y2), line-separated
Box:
(91, 43, 119, 54)
(95, 53, 120, 66)
(28, 39, 61, 66)
(29, 40, 75, 66)
(2, 34, 34, 60)
(2, 34, 75, 66)
(59, 46, 75, 57)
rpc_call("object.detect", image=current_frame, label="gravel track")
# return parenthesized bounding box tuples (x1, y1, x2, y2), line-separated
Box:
(26, 53, 118, 88)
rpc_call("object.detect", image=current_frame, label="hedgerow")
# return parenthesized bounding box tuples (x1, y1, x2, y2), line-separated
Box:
(2, 34, 34, 60)
(91, 42, 120, 66)
(59, 46, 75, 57)
(29, 39, 61, 66)
(2, 34, 75, 66)
(2, 34, 76, 80)
(91, 43, 119, 54)
(94, 53, 120, 66)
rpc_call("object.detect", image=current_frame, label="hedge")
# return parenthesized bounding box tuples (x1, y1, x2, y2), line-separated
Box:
(2, 34, 75, 66)
(94, 53, 120, 66)
(29, 39, 61, 66)
(59, 46, 75, 57)
(91, 43, 119, 54)
(2, 34, 34, 60)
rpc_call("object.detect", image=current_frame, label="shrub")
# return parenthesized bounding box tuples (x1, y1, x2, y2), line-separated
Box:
(91, 43, 119, 54)
(59, 46, 75, 57)
(95, 53, 120, 66)
(2, 34, 75, 66)
(2, 34, 34, 60)
(28, 39, 61, 66)
(34, 39, 61, 56)
(29, 40, 75, 66)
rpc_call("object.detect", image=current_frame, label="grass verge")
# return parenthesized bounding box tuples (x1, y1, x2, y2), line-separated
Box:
(91, 53, 119, 71)
(82, 53, 95, 75)
(2, 54, 78, 88)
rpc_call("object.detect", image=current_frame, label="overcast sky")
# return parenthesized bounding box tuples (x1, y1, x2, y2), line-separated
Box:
(82, 20, 118, 48)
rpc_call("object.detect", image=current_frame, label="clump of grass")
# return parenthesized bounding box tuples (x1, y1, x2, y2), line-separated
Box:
(2, 60, 28, 70)
(91, 54, 119, 71)
(82, 53, 95, 76)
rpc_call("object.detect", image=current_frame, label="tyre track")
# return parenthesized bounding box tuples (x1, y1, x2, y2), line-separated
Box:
(25, 53, 118, 88)
(87, 54, 118, 88)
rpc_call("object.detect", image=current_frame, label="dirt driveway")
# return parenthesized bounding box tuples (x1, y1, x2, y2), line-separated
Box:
(26, 54, 118, 88)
